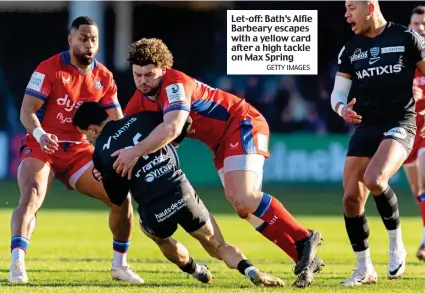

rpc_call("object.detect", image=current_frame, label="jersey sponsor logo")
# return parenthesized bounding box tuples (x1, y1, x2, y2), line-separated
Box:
(165, 83, 186, 104)
(112, 117, 138, 140)
(381, 46, 405, 54)
(355, 64, 402, 79)
(383, 127, 407, 140)
(144, 163, 173, 182)
(56, 113, 72, 124)
(57, 95, 83, 112)
(103, 136, 112, 150)
(154, 193, 192, 222)
(141, 154, 169, 173)
(350, 48, 368, 63)
(27, 72, 45, 92)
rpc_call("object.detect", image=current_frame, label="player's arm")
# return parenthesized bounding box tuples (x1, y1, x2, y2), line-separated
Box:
(330, 45, 361, 124)
(22, 67, 58, 152)
(405, 28, 425, 76)
(100, 76, 124, 120)
(133, 82, 191, 156)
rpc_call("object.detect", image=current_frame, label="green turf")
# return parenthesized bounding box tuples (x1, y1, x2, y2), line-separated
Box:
(0, 180, 424, 292)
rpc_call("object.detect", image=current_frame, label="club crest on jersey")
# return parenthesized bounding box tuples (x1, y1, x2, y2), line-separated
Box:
(350, 48, 368, 63)
(94, 80, 103, 89)
(369, 47, 380, 65)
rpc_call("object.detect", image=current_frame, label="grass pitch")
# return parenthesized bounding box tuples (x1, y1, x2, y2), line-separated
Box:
(0, 181, 424, 292)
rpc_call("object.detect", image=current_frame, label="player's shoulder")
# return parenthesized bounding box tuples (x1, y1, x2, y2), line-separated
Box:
(93, 60, 114, 80)
(163, 68, 193, 84)
(35, 52, 62, 72)
(387, 22, 410, 34)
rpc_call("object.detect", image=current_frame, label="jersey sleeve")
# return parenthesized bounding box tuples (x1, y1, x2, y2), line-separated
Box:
(93, 150, 129, 206)
(25, 62, 52, 102)
(161, 80, 193, 115)
(405, 28, 425, 63)
(336, 45, 353, 75)
(99, 76, 121, 110)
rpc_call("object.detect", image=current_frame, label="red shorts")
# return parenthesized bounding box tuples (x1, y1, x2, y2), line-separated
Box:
(405, 119, 425, 165)
(19, 136, 94, 190)
(213, 108, 270, 171)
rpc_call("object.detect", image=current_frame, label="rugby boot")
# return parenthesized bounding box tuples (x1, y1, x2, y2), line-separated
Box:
(292, 255, 324, 288)
(294, 229, 323, 275)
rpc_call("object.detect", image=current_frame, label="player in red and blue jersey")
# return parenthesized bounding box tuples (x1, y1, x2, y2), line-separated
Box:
(114, 38, 324, 287)
(8, 17, 143, 284)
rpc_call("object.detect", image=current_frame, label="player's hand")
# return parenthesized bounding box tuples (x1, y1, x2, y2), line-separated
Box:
(341, 98, 362, 124)
(39, 133, 59, 154)
(413, 85, 423, 102)
(92, 168, 103, 182)
(111, 147, 139, 180)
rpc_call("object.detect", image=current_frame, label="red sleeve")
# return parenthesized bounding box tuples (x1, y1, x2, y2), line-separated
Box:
(25, 62, 52, 101)
(99, 75, 121, 110)
(161, 79, 193, 115)
(124, 91, 142, 116)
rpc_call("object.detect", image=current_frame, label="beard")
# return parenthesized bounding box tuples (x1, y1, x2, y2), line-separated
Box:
(72, 49, 94, 66)
(139, 85, 160, 96)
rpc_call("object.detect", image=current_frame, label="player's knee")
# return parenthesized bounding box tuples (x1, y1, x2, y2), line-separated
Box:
(18, 184, 44, 214)
(343, 192, 364, 213)
(363, 172, 387, 194)
(224, 188, 259, 218)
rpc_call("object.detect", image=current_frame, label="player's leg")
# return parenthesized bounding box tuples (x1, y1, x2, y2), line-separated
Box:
(363, 126, 414, 279)
(137, 198, 213, 284)
(217, 169, 300, 264)
(340, 156, 378, 286)
(10, 150, 54, 283)
(176, 183, 285, 287)
(218, 117, 322, 276)
(62, 144, 142, 283)
(416, 147, 425, 260)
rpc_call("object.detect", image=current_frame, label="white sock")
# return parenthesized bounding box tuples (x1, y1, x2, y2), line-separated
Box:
(113, 251, 128, 267)
(421, 227, 425, 245)
(11, 248, 25, 263)
(354, 248, 373, 271)
(192, 264, 202, 276)
(388, 227, 404, 251)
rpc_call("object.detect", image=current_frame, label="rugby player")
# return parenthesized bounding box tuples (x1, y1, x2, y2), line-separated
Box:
(104, 38, 324, 288)
(9, 17, 143, 283)
(403, 5, 425, 261)
(72, 101, 286, 287)
(331, 0, 425, 286)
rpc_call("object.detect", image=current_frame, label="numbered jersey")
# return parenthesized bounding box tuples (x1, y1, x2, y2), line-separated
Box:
(337, 22, 425, 125)
(125, 68, 256, 149)
(93, 111, 187, 206)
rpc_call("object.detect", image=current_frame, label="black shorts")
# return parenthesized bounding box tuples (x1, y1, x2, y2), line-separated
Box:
(138, 182, 209, 239)
(347, 120, 416, 158)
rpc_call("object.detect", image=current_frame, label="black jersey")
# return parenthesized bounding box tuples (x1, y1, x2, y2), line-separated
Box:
(92, 111, 189, 207)
(337, 22, 425, 124)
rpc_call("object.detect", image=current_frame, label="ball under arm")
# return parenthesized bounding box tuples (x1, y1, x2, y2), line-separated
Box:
(331, 76, 352, 116)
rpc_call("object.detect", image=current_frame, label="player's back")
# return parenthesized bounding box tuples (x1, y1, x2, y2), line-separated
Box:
(340, 22, 422, 124)
(94, 112, 187, 205)
(25, 51, 119, 143)
(160, 69, 261, 149)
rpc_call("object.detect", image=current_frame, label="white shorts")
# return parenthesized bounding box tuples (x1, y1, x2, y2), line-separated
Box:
(217, 154, 265, 191)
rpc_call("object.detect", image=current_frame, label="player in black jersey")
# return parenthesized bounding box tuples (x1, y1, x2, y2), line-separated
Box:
(72, 102, 285, 287)
(330, 0, 425, 286)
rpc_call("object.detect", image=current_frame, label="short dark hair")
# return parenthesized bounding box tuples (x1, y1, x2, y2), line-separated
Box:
(72, 102, 108, 130)
(127, 38, 174, 68)
(412, 6, 425, 16)
(70, 16, 97, 31)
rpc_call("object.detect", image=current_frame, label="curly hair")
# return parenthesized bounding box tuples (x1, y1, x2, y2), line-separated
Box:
(127, 38, 174, 68)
